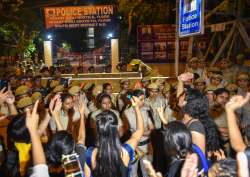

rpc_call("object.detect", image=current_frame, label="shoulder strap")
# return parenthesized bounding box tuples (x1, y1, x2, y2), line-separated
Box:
(123, 143, 135, 161)
(86, 147, 95, 169)
(186, 119, 199, 128)
(123, 143, 135, 177)
(192, 144, 209, 174)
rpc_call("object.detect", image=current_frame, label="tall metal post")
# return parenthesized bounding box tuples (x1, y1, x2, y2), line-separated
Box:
(175, 0, 180, 77)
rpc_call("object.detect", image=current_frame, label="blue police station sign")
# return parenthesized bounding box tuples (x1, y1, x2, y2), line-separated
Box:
(179, 0, 204, 37)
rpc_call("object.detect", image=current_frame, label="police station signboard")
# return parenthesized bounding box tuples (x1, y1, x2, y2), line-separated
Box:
(44, 5, 115, 29)
(179, 0, 204, 37)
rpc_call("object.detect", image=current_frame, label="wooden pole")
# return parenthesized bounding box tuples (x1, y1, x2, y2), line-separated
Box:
(204, 32, 217, 59)
(210, 23, 236, 66)
(175, 0, 180, 76)
(204, 0, 227, 21)
(227, 32, 236, 59)
(237, 21, 250, 49)
(187, 37, 193, 59)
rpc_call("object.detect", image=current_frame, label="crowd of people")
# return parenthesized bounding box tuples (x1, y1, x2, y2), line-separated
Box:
(0, 54, 249, 177)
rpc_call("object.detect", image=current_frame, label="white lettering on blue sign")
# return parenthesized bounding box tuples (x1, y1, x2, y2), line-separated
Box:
(179, 0, 204, 37)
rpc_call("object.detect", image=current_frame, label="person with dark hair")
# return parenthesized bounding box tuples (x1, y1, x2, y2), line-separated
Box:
(50, 67, 68, 87)
(84, 96, 144, 177)
(103, 82, 116, 106)
(90, 93, 123, 139)
(46, 95, 86, 176)
(183, 88, 221, 154)
(235, 73, 250, 126)
(5, 100, 53, 177)
(194, 77, 206, 93)
(88, 66, 95, 73)
(49, 93, 82, 139)
(207, 73, 224, 90)
(32, 75, 47, 97)
(124, 89, 154, 177)
(209, 88, 230, 155)
(162, 121, 193, 177)
(5, 114, 31, 177)
(103, 83, 112, 95)
(208, 158, 237, 177)
(40, 67, 50, 77)
(116, 79, 131, 113)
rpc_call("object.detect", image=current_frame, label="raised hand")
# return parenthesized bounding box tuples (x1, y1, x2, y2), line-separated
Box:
(49, 94, 62, 116)
(5, 90, 15, 105)
(0, 115, 7, 121)
(0, 87, 8, 104)
(157, 104, 164, 119)
(49, 94, 63, 131)
(225, 93, 250, 111)
(208, 149, 225, 161)
(26, 100, 40, 133)
(131, 96, 140, 107)
(143, 160, 163, 177)
(178, 72, 194, 82)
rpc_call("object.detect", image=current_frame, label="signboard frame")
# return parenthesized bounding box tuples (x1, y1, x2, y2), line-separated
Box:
(44, 5, 115, 29)
(179, 0, 205, 37)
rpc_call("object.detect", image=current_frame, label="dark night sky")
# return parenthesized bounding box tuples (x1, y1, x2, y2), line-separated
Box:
(21, 0, 250, 52)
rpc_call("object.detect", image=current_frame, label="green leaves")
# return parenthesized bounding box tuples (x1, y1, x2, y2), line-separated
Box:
(0, 1, 41, 57)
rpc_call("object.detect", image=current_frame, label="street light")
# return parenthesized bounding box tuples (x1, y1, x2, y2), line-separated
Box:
(47, 34, 53, 40)
(106, 33, 113, 39)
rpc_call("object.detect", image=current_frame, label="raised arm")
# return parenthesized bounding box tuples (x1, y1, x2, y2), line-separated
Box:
(77, 100, 86, 145)
(49, 94, 63, 131)
(6, 86, 17, 115)
(177, 72, 194, 98)
(225, 93, 250, 152)
(126, 96, 144, 149)
(26, 101, 46, 165)
(26, 101, 50, 177)
(157, 104, 168, 126)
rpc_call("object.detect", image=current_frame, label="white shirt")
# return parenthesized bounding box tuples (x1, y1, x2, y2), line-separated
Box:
(49, 109, 81, 131)
(30, 164, 49, 177)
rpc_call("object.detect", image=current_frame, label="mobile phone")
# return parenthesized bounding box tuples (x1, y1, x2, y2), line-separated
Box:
(62, 153, 84, 177)
(127, 94, 132, 100)
(0, 80, 8, 90)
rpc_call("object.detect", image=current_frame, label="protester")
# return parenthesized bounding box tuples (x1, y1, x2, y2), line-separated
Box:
(124, 89, 154, 177)
(0, 55, 249, 177)
(84, 96, 144, 177)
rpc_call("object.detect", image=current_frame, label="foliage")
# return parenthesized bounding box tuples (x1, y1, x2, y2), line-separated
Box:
(117, 0, 174, 35)
(0, 0, 42, 57)
(62, 41, 72, 52)
(117, 0, 175, 57)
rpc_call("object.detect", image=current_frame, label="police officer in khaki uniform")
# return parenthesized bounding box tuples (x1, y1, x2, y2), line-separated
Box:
(124, 89, 154, 177)
(144, 83, 166, 173)
(194, 77, 206, 93)
(116, 79, 131, 113)
(145, 83, 165, 129)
